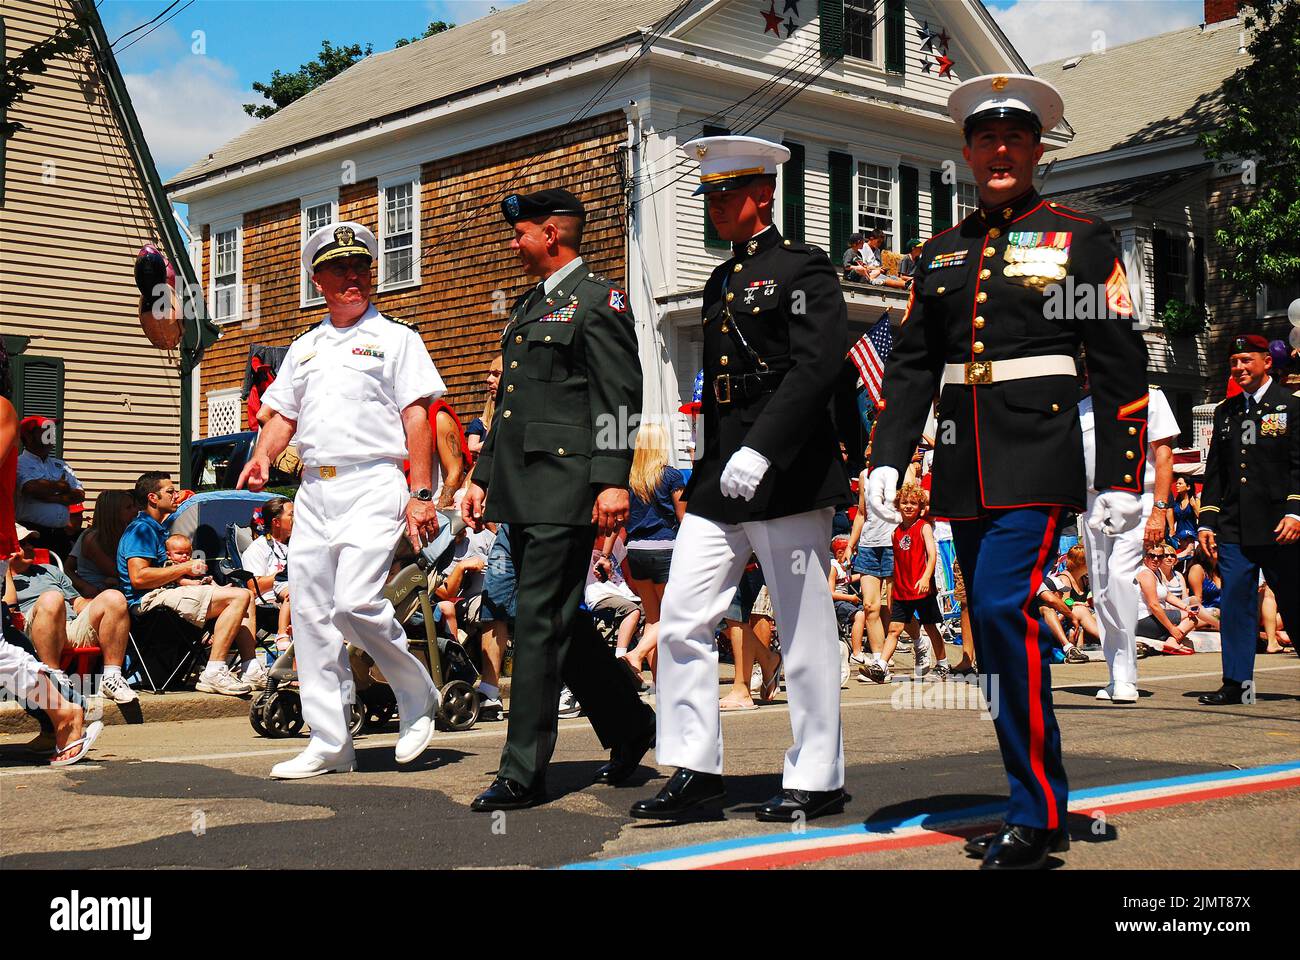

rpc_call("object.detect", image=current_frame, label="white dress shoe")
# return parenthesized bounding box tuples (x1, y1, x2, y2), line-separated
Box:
(1096, 683, 1139, 704)
(270, 752, 355, 780)
(395, 691, 440, 765)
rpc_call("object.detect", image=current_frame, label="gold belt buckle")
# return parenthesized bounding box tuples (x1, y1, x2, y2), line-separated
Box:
(713, 374, 732, 405)
(318, 465, 337, 479)
(964, 361, 993, 385)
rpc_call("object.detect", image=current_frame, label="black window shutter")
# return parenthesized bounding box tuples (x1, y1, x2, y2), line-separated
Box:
(885, 0, 906, 74)
(928, 169, 952, 234)
(782, 141, 806, 243)
(819, 0, 845, 60)
(1193, 235, 1206, 306)
(828, 150, 854, 261)
(1152, 228, 1169, 315)
(12, 355, 66, 456)
(702, 124, 730, 250)
(899, 165, 919, 251)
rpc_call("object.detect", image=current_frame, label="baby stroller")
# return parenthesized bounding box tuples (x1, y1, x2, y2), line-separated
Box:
(249, 511, 482, 738)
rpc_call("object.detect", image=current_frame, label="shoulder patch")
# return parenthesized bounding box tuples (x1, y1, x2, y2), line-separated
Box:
(607, 288, 628, 313)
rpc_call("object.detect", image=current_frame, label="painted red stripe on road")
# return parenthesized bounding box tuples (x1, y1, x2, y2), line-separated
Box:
(693, 774, 1300, 870)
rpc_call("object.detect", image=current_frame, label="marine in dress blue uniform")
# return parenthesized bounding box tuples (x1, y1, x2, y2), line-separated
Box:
(869, 75, 1150, 868)
(1196, 335, 1300, 705)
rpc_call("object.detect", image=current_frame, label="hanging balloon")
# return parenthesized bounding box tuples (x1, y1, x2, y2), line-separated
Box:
(1269, 339, 1290, 371)
(1290, 325, 1300, 352)
(1288, 297, 1300, 327)
(135, 244, 182, 350)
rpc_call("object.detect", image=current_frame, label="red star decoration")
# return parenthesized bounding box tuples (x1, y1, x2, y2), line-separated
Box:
(762, 2, 783, 35)
(937, 54, 955, 77)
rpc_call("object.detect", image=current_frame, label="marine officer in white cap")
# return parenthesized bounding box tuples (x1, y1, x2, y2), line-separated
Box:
(239, 220, 444, 779)
(869, 75, 1149, 867)
(630, 135, 852, 823)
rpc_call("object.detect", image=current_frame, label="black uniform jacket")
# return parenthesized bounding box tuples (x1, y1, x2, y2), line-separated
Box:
(1200, 378, 1300, 546)
(873, 190, 1150, 519)
(475, 258, 642, 526)
(685, 226, 851, 523)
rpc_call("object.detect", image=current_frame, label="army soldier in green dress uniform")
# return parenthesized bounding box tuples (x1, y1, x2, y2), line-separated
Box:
(462, 189, 655, 810)
(1196, 334, 1300, 706)
(869, 75, 1150, 868)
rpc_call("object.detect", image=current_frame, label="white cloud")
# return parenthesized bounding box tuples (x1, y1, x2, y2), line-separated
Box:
(124, 55, 257, 179)
(989, 0, 1205, 66)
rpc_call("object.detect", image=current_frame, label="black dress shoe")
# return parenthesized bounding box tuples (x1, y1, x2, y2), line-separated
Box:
(470, 776, 544, 811)
(963, 825, 1005, 857)
(755, 788, 848, 822)
(593, 723, 656, 786)
(1199, 682, 1246, 706)
(980, 824, 1069, 870)
(629, 768, 725, 820)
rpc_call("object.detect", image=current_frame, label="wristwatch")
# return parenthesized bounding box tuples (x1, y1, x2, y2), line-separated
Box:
(411, 488, 434, 502)
(1154, 499, 1170, 510)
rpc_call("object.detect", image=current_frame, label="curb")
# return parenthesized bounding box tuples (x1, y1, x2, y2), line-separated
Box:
(0, 677, 515, 734)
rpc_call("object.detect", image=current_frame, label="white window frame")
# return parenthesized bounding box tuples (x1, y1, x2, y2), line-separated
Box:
(854, 157, 898, 251)
(378, 169, 421, 291)
(208, 221, 242, 325)
(300, 192, 339, 308)
(955, 181, 980, 224)
(205, 387, 243, 438)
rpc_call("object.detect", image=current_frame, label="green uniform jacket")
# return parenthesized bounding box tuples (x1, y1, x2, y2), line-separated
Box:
(475, 258, 642, 526)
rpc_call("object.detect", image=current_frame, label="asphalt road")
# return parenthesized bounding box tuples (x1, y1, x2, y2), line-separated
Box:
(2, 649, 1297, 870)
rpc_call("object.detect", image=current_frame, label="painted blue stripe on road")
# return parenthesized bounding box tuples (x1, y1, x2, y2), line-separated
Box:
(563, 759, 1300, 870)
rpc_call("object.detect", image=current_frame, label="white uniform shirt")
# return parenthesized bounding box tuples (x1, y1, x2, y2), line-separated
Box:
(1079, 388, 1179, 493)
(261, 305, 445, 467)
(15, 451, 82, 528)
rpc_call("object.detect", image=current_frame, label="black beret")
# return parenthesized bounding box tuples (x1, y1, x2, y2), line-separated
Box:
(501, 188, 586, 225)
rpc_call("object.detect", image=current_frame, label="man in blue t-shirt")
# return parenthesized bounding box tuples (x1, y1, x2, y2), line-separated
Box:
(118, 472, 259, 696)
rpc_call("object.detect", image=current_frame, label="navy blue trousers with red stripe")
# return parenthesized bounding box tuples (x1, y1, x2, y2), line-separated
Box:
(952, 507, 1069, 830)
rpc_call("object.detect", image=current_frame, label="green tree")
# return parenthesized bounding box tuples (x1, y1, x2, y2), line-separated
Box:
(1199, 0, 1300, 290)
(243, 40, 373, 119)
(395, 21, 455, 48)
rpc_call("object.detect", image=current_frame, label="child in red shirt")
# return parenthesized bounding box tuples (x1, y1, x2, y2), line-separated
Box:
(862, 483, 948, 682)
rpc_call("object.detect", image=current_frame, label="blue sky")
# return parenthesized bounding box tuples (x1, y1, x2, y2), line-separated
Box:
(99, 0, 1206, 182)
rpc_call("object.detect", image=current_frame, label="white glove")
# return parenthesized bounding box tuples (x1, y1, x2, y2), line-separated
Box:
(1087, 490, 1144, 536)
(867, 466, 901, 525)
(719, 446, 771, 501)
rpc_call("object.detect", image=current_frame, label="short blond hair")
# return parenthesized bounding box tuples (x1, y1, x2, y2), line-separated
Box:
(895, 482, 929, 514)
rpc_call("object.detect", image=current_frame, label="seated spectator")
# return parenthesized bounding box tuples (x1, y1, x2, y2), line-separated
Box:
(118, 471, 260, 695)
(464, 356, 501, 458)
(1135, 545, 1196, 656)
(240, 497, 293, 647)
(829, 535, 865, 667)
(1185, 544, 1222, 632)
(1260, 582, 1290, 654)
(433, 525, 493, 640)
(1036, 544, 1098, 663)
(898, 238, 923, 281)
(15, 416, 85, 557)
(585, 534, 643, 666)
(4, 524, 137, 704)
(67, 490, 137, 599)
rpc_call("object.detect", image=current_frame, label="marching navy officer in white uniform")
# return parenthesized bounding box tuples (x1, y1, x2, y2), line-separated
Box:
(240, 221, 444, 779)
(631, 136, 851, 823)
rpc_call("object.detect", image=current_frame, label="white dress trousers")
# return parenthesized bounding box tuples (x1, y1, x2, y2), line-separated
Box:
(289, 461, 436, 762)
(1079, 490, 1153, 689)
(655, 507, 845, 791)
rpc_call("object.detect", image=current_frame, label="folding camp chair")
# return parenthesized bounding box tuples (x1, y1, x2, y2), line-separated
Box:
(126, 607, 209, 694)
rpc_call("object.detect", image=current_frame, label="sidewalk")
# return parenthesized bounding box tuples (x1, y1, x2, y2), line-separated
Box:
(0, 677, 516, 734)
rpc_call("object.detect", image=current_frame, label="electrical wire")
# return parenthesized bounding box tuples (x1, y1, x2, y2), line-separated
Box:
(109, 0, 181, 48)
(114, 0, 195, 55)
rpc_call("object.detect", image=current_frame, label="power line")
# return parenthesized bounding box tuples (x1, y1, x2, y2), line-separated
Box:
(109, 0, 181, 47)
(114, 0, 195, 55)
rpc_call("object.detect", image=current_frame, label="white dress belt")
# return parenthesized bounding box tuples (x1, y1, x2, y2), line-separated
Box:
(943, 354, 1077, 385)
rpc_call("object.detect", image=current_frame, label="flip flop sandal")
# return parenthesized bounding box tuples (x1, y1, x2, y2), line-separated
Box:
(49, 721, 103, 768)
(719, 696, 758, 712)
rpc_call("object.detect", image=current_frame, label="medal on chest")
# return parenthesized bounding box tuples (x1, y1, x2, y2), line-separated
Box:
(1003, 231, 1071, 287)
(1261, 412, 1288, 437)
(743, 279, 778, 304)
(928, 250, 969, 271)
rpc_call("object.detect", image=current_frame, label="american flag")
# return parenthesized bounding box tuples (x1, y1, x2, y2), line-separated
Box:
(848, 309, 893, 409)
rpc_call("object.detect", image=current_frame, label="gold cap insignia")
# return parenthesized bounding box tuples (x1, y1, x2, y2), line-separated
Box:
(991, 76, 1009, 92)
(694, 144, 708, 159)
(334, 226, 355, 246)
